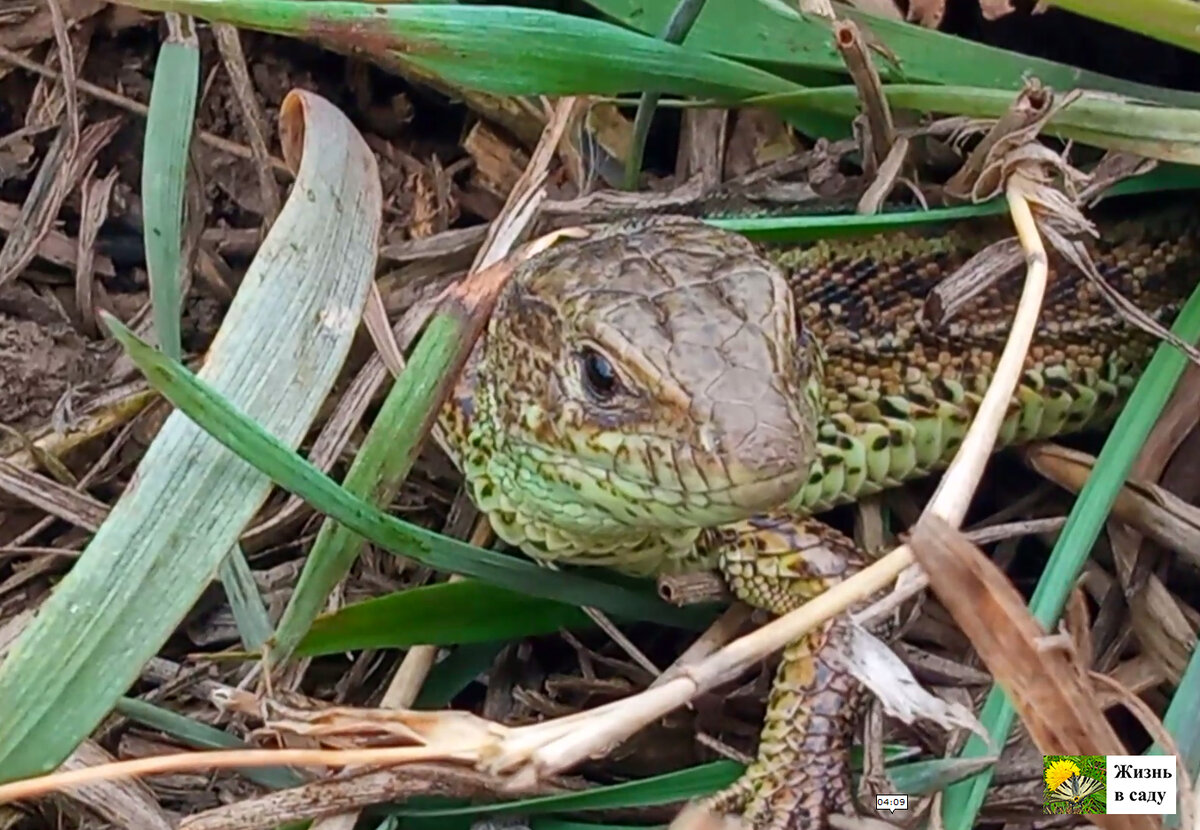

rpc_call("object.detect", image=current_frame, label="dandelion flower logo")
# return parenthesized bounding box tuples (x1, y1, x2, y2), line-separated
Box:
(1044, 755, 1106, 814)
(1046, 758, 1081, 791)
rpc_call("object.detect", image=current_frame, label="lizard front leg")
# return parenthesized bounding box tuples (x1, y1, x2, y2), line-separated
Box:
(692, 515, 875, 830)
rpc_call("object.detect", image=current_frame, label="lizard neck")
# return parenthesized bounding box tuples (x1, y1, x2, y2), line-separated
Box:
(446, 376, 711, 576)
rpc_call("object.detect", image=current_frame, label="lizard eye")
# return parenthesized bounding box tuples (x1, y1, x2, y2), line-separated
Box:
(580, 347, 620, 401)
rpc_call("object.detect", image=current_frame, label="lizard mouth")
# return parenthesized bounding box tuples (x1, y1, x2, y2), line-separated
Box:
(503, 429, 814, 533)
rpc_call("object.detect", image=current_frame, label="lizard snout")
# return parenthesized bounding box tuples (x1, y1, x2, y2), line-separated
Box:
(697, 366, 817, 513)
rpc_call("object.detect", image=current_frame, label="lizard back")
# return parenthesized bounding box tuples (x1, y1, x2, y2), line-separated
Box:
(769, 207, 1199, 513)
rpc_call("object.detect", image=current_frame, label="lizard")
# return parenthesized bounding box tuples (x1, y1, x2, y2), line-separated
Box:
(433, 202, 1198, 829)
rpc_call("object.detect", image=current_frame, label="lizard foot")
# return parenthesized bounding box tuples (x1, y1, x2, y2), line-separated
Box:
(685, 515, 874, 829)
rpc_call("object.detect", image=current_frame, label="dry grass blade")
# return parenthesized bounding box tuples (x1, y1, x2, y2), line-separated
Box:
(212, 22, 281, 227)
(55, 741, 173, 830)
(917, 174, 1051, 527)
(0, 43, 288, 169)
(1025, 443, 1200, 571)
(833, 19, 895, 173)
(0, 197, 114, 275)
(944, 80, 1055, 200)
(0, 459, 109, 530)
(1, 381, 155, 472)
(178, 764, 567, 830)
(907, 515, 1157, 830)
(0, 116, 119, 286)
(73, 164, 118, 337)
(42, 0, 80, 143)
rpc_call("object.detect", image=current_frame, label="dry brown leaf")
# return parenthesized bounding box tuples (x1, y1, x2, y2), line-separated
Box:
(908, 514, 1159, 830)
(74, 164, 118, 337)
(979, 0, 1017, 19)
(56, 741, 173, 830)
(846, 0, 904, 20)
(906, 0, 946, 27)
(1024, 443, 1200, 571)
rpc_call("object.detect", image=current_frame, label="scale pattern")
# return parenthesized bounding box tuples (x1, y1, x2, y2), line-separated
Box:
(435, 208, 1199, 829)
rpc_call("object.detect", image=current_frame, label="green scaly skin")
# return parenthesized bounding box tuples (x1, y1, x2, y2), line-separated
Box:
(435, 207, 1199, 829)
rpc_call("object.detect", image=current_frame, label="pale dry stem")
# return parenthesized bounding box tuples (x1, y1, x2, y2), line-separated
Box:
(0, 744, 493, 803)
(856, 174, 1050, 626)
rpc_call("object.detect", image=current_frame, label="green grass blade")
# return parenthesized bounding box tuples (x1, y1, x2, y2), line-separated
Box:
(1155, 642, 1200, 826)
(107, 0, 800, 97)
(887, 755, 997, 795)
(414, 642, 505, 709)
(1046, 0, 1200, 55)
(585, 0, 1200, 106)
(624, 0, 710, 188)
(710, 172, 1200, 243)
(274, 310, 492, 660)
(297, 580, 597, 654)
(219, 543, 275, 650)
(941, 266, 1200, 829)
(710, 172, 1200, 242)
(0, 91, 381, 783)
(744, 84, 1200, 164)
(100, 316, 704, 626)
(115, 697, 304, 790)
(142, 15, 197, 362)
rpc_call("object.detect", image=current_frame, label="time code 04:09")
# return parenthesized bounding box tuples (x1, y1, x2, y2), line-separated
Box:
(875, 794, 909, 813)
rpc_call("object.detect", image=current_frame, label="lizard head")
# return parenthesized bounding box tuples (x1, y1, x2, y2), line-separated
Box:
(466, 218, 819, 566)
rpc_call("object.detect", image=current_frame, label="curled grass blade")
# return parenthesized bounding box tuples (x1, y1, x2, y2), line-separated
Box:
(0, 90, 381, 783)
(297, 580, 599, 655)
